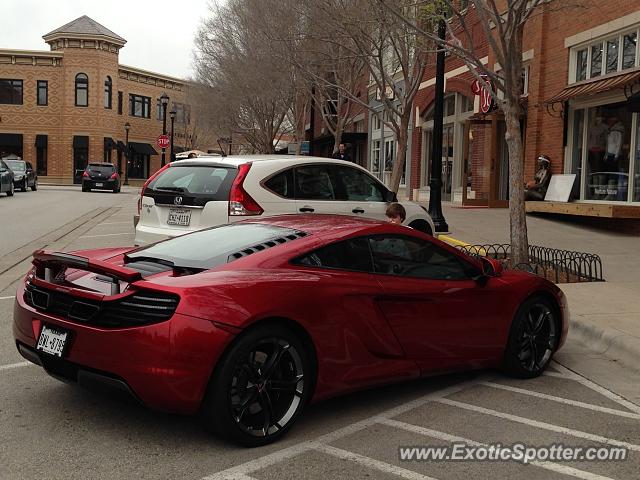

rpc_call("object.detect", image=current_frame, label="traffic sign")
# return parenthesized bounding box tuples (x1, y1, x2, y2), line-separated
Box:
(157, 135, 169, 149)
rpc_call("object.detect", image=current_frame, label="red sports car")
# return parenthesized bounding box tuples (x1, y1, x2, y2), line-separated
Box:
(13, 215, 568, 446)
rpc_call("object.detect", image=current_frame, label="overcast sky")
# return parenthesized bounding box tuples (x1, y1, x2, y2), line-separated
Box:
(0, 0, 212, 79)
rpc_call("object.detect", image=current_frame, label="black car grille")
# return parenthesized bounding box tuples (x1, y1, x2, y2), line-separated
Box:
(24, 282, 179, 328)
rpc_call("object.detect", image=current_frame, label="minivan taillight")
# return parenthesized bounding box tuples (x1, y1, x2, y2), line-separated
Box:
(229, 163, 263, 216)
(138, 163, 171, 215)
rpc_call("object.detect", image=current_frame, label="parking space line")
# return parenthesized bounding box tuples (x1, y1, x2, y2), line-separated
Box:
(78, 233, 133, 239)
(543, 371, 572, 380)
(552, 363, 640, 415)
(379, 418, 614, 480)
(436, 398, 640, 452)
(99, 222, 132, 225)
(0, 295, 15, 301)
(226, 475, 258, 480)
(479, 381, 640, 419)
(201, 379, 479, 480)
(0, 361, 32, 372)
(315, 443, 439, 480)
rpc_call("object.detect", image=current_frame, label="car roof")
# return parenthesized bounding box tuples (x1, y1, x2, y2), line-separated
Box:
(168, 155, 366, 169)
(241, 214, 397, 237)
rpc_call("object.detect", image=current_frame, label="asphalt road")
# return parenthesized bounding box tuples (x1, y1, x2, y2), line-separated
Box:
(0, 187, 639, 480)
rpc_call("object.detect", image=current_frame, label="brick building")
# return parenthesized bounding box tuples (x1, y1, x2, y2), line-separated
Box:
(0, 16, 212, 185)
(409, 3, 640, 214)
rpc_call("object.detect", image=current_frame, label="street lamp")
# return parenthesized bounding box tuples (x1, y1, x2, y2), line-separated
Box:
(427, 16, 449, 233)
(169, 110, 176, 163)
(124, 122, 131, 186)
(160, 93, 169, 166)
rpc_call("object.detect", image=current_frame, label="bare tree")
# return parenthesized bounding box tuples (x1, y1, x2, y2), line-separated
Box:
(194, 0, 296, 153)
(379, 0, 572, 264)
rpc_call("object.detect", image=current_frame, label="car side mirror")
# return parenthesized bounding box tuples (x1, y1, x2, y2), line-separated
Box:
(480, 257, 503, 277)
(384, 189, 397, 202)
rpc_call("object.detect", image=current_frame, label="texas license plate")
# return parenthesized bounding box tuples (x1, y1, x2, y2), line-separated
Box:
(36, 325, 69, 357)
(95, 182, 104, 187)
(167, 208, 191, 226)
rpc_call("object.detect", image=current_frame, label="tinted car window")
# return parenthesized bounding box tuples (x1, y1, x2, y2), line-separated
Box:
(87, 164, 115, 174)
(335, 166, 385, 202)
(293, 237, 373, 272)
(264, 169, 294, 199)
(128, 223, 306, 269)
(295, 165, 337, 200)
(5, 160, 25, 171)
(147, 165, 235, 197)
(368, 235, 476, 280)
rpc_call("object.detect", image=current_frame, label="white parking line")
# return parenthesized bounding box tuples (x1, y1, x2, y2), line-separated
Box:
(380, 418, 615, 480)
(201, 380, 478, 480)
(99, 221, 132, 225)
(0, 295, 15, 301)
(78, 232, 133, 239)
(315, 443, 439, 480)
(0, 361, 32, 372)
(436, 398, 640, 452)
(479, 381, 640, 419)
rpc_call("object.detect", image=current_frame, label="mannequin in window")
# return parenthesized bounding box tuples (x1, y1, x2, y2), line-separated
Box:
(524, 155, 552, 201)
(603, 116, 624, 170)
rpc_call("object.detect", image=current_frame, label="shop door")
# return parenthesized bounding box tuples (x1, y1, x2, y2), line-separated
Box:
(73, 148, 88, 184)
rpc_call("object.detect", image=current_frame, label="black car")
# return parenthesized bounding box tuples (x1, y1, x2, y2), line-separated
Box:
(5, 159, 37, 192)
(82, 163, 121, 193)
(0, 159, 15, 197)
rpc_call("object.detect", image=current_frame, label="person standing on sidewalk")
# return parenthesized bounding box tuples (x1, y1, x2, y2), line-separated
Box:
(332, 143, 351, 162)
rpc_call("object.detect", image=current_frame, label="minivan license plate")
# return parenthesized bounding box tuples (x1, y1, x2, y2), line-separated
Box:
(36, 325, 69, 357)
(167, 208, 191, 226)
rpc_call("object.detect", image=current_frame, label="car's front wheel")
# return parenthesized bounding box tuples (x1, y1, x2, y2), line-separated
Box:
(503, 296, 559, 378)
(7, 182, 14, 196)
(202, 324, 312, 447)
(21, 179, 28, 192)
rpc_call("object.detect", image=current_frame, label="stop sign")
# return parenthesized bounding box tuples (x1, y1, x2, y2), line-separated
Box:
(157, 134, 169, 149)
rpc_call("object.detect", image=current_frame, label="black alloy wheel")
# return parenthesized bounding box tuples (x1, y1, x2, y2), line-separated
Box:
(503, 296, 558, 378)
(203, 324, 312, 447)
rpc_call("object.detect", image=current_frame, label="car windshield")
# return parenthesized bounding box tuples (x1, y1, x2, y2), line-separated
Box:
(5, 160, 25, 171)
(87, 164, 115, 174)
(126, 223, 306, 269)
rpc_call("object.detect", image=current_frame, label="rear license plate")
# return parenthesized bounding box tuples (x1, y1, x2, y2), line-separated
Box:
(95, 182, 104, 187)
(167, 208, 191, 226)
(36, 325, 69, 357)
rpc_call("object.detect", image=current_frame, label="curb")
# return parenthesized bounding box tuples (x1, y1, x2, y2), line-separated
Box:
(568, 315, 640, 372)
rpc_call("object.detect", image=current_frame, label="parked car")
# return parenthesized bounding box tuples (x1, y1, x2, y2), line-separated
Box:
(134, 155, 435, 245)
(5, 159, 37, 192)
(14, 215, 568, 446)
(0, 159, 15, 197)
(82, 163, 120, 193)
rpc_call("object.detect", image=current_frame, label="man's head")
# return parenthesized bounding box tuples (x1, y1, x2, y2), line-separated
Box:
(386, 202, 406, 224)
(187, 153, 197, 158)
(338, 143, 346, 154)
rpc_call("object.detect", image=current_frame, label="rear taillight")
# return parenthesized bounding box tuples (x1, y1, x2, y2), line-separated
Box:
(82, 171, 89, 178)
(229, 163, 263, 216)
(138, 163, 171, 215)
(110, 172, 118, 179)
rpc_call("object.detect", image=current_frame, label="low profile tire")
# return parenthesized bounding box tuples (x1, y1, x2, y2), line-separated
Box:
(21, 180, 27, 192)
(502, 296, 559, 379)
(7, 182, 14, 196)
(202, 324, 312, 447)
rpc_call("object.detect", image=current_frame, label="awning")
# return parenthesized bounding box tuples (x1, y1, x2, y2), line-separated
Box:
(35, 134, 48, 148)
(73, 136, 89, 148)
(129, 142, 158, 155)
(103, 137, 116, 149)
(546, 69, 640, 104)
(0, 133, 23, 147)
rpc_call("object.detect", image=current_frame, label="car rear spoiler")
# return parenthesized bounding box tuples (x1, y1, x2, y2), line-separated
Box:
(32, 250, 142, 295)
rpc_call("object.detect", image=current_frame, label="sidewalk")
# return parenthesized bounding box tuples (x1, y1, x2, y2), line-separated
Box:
(439, 204, 640, 371)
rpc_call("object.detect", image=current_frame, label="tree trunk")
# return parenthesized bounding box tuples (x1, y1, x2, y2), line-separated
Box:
(389, 114, 410, 193)
(333, 123, 344, 156)
(503, 101, 529, 266)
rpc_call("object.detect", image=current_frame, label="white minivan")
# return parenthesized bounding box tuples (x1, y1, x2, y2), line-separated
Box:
(134, 155, 435, 245)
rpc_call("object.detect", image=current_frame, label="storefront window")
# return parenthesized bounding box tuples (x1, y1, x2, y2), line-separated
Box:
(128, 153, 150, 179)
(571, 109, 585, 198)
(634, 122, 640, 202)
(372, 140, 380, 173)
(585, 104, 631, 201)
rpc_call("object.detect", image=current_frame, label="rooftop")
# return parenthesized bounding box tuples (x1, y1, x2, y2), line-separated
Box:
(43, 15, 126, 45)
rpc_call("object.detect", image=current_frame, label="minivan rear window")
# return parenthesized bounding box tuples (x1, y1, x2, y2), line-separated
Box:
(146, 165, 235, 200)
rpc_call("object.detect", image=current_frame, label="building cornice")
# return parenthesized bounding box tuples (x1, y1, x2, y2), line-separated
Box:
(43, 32, 126, 48)
(118, 64, 185, 86)
(0, 48, 64, 58)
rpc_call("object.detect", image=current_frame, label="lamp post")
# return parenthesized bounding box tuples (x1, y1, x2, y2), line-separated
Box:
(427, 17, 449, 233)
(124, 122, 131, 186)
(169, 110, 176, 163)
(160, 93, 169, 166)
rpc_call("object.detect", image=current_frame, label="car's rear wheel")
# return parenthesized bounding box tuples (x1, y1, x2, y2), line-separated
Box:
(503, 296, 558, 378)
(202, 324, 311, 447)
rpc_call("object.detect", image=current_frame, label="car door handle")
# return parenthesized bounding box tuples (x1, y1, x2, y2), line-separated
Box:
(352, 208, 365, 214)
(299, 207, 315, 213)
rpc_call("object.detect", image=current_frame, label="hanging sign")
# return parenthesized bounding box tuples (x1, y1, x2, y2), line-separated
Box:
(471, 75, 496, 114)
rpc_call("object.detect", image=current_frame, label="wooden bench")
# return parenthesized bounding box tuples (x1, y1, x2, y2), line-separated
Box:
(525, 201, 640, 219)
